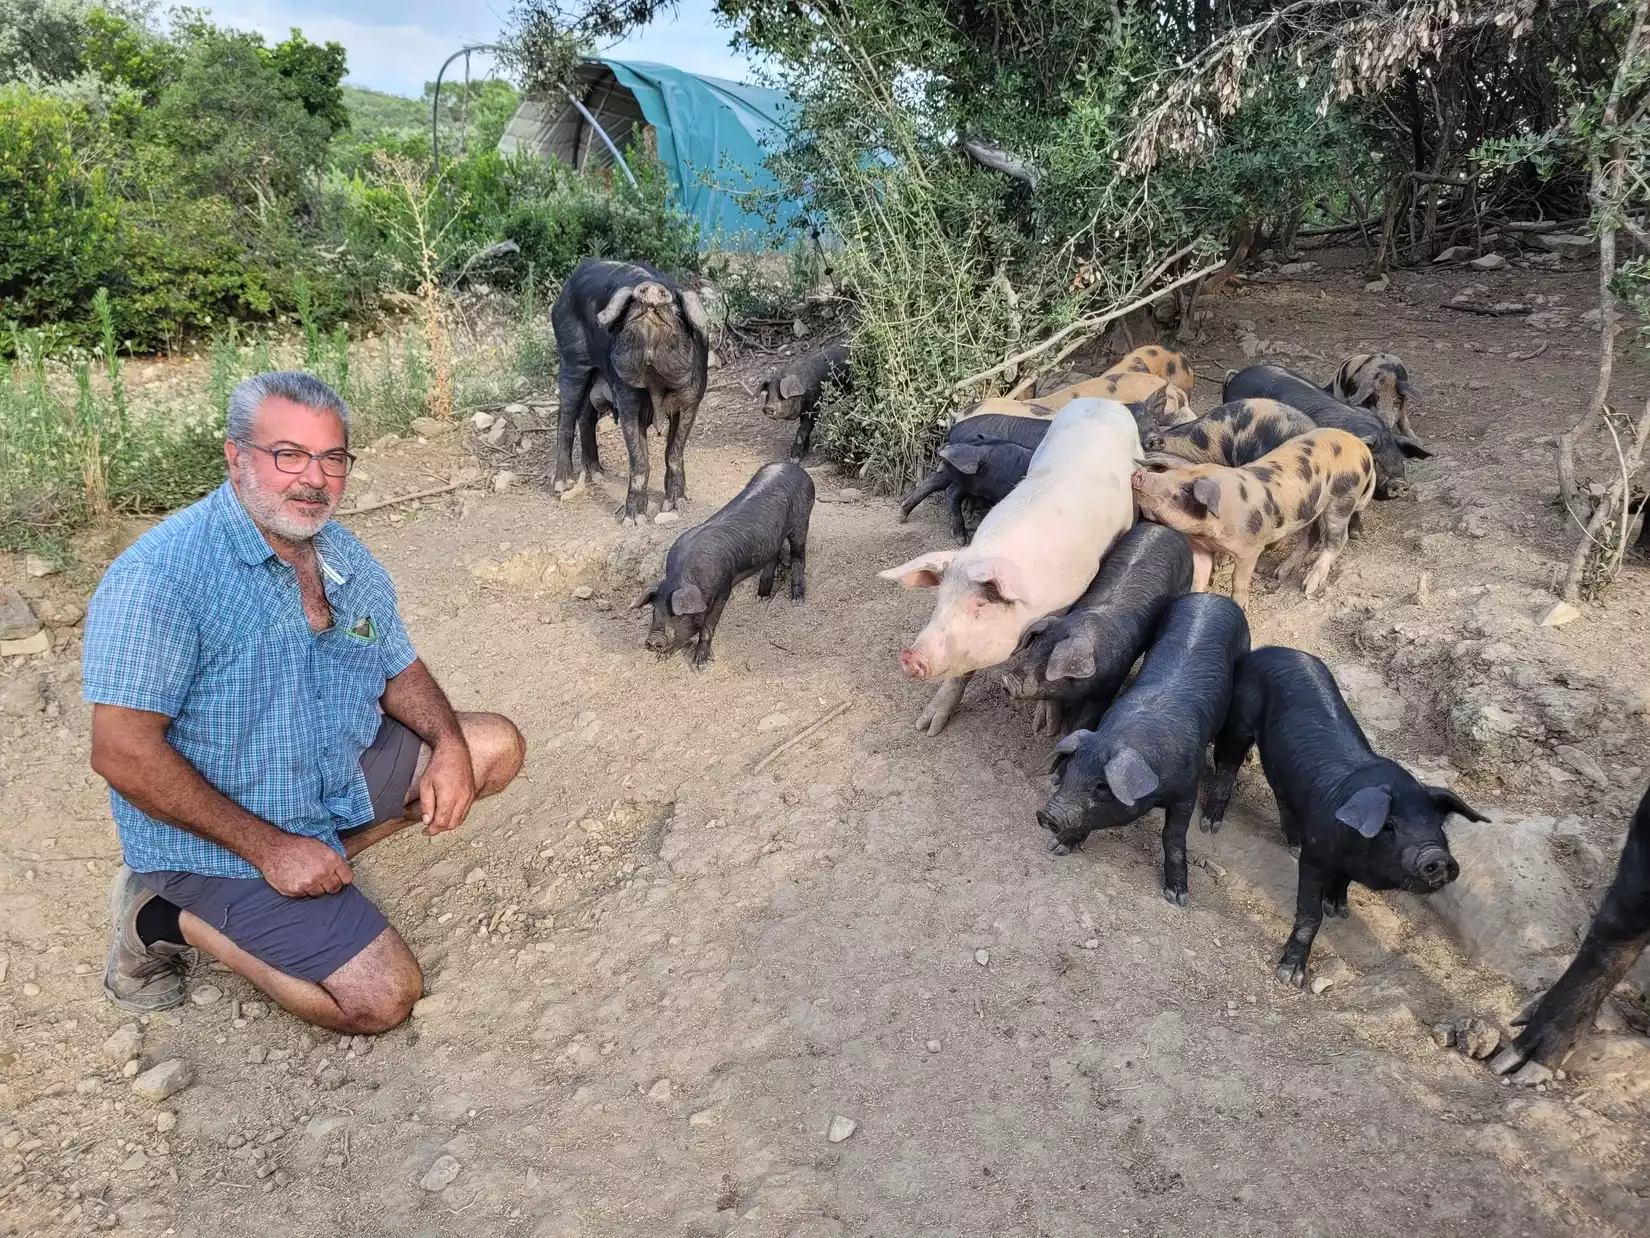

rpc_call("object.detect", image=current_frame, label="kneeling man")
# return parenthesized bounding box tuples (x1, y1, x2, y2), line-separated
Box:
(84, 372, 524, 1033)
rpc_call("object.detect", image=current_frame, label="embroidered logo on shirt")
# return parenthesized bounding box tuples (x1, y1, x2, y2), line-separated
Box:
(346, 615, 377, 643)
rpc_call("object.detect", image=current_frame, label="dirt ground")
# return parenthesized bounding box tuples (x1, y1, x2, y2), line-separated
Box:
(3, 246, 1649, 1237)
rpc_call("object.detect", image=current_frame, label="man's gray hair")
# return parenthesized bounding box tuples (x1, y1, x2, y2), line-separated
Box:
(226, 372, 351, 446)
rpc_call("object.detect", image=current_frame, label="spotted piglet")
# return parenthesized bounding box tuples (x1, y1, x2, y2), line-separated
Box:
(1130, 428, 1375, 610)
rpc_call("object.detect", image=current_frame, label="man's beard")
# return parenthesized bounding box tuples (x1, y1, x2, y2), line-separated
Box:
(235, 458, 340, 541)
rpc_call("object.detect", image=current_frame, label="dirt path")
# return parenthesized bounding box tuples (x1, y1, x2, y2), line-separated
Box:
(3, 251, 1649, 1236)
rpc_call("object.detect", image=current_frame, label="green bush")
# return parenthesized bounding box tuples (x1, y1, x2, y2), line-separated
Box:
(0, 85, 122, 333)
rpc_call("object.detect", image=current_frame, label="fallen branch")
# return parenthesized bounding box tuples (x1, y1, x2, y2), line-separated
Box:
(338, 482, 464, 516)
(751, 701, 852, 774)
(951, 258, 1222, 396)
(1508, 340, 1550, 362)
(1559, 394, 1650, 602)
(1440, 301, 1530, 316)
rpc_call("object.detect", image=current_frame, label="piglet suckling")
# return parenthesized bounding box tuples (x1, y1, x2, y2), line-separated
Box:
(899, 438, 1033, 542)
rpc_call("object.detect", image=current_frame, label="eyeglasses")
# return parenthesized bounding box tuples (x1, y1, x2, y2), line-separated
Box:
(243, 443, 356, 478)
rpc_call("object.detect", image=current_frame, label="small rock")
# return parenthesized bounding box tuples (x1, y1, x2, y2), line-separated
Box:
(1276, 261, 1319, 276)
(1416, 572, 1431, 604)
(156, 1112, 177, 1133)
(132, 1059, 194, 1102)
(1511, 1061, 1554, 1087)
(1555, 744, 1609, 788)
(244, 1001, 266, 1019)
(792, 318, 809, 339)
(654, 510, 681, 525)
(593, 598, 612, 612)
(925, 1040, 942, 1053)
(1363, 275, 1390, 294)
(471, 411, 497, 431)
(757, 712, 790, 734)
(503, 403, 529, 416)
(838, 488, 862, 500)
(191, 984, 222, 1007)
(420, 1153, 462, 1192)
(826, 1115, 857, 1143)
(1431, 1022, 1456, 1049)
(1, 673, 49, 716)
(0, 588, 41, 641)
(647, 1078, 673, 1102)
(572, 586, 595, 601)
(247, 1046, 267, 1065)
(1530, 232, 1594, 258)
(688, 1108, 718, 1127)
(0, 630, 50, 658)
(492, 471, 519, 494)
(1469, 254, 1508, 271)
(317, 1066, 347, 1091)
(1081, 938, 1099, 950)
(123, 1059, 140, 1077)
(1461, 1018, 1500, 1060)
(465, 867, 486, 884)
(101, 1023, 144, 1064)
(974, 948, 990, 966)
(409, 416, 453, 438)
(410, 996, 443, 1019)
(24, 554, 58, 578)
(1537, 601, 1580, 627)
(120, 1149, 147, 1172)
(1433, 245, 1474, 263)
(485, 420, 514, 447)
(1310, 976, 1334, 995)
(21, 983, 40, 997)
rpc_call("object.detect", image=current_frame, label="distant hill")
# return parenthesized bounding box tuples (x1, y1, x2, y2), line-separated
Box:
(341, 84, 430, 140)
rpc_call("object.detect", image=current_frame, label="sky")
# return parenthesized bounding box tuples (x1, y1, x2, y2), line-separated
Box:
(196, 0, 757, 97)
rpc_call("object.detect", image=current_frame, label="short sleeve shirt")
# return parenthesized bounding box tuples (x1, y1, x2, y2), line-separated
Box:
(82, 481, 418, 877)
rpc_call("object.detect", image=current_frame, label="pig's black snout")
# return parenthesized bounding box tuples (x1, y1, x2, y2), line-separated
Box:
(1036, 808, 1059, 833)
(644, 628, 668, 653)
(1407, 844, 1458, 890)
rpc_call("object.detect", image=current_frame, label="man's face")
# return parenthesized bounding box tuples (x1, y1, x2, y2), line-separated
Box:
(225, 396, 349, 542)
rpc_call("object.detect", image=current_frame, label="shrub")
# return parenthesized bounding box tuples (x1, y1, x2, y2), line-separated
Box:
(0, 85, 122, 334)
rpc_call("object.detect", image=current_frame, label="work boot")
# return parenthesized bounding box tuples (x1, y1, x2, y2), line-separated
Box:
(103, 865, 190, 1013)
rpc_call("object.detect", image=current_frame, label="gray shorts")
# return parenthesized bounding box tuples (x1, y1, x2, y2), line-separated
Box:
(137, 715, 424, 983)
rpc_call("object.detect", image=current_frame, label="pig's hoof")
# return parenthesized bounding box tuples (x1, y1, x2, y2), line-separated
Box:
(790, 586, 806, 603)
(1200, 815, 1223, 835)
(1048, 841, 1071, 856)
(1511, 997, 1539, 1028)
(1287, 845, 1302, 861)
(1163, 885, 1189, 907)
(1488, 1045, 1529, 1076)
(1321, 896, 1350, 919)
(1275, 962, 1308, 988)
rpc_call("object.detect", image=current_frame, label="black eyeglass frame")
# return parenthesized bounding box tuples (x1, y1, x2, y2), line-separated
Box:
(240, 442, 357, 477)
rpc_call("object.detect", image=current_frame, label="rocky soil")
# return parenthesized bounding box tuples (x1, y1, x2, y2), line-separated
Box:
(1, 246, 1648, 1237)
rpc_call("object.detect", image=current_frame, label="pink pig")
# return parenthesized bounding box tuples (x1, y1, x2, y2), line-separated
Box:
(880, 397, 1140, 734)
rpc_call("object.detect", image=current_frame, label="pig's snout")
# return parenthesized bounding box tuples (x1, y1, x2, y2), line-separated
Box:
(1380, 477, 1411, 500)
(1130, 469, 1147, 490)
(899, 648, 931, 679)
(1035, 808, 1061, 833)
(644, 629, 668, 653)
(1406, 845, 1458, 890)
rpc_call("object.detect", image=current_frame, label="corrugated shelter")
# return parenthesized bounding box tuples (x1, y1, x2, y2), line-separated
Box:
(499, 58, 800, 247)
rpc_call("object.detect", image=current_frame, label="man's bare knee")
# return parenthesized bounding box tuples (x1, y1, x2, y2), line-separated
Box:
(322, 928, 423, 1034)
(459, 712, 526, 796)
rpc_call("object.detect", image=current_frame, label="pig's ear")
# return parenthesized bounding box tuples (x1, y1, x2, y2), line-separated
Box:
(1190, 476, 1222, 516)
(1334, 786, 1392, 838)
(1040, 728, 1091, 773)
(1428, 786, 1489, 824)
(778, 372, 806, 400)
(1103, 747, 1159, 807)
(964, 556, 1025, 603)
(596, 286, 635, 329)
(1396, 379, 1419, 405)
(936, 443, 986, 475)
(677, 289, 712, 344)
(633, 583, 660, 610)
(1346, 373, 1381, 409)
(1396, 435, 1433, 459)
(878, 550, 956, 588)
(669, 583, 707, 615)
(1044, 636, 1097, 682)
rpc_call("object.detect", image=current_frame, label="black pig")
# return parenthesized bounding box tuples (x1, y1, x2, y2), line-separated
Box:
(899, 438, 1033, 542)
(1222, 364, 1430, 500)
(553, 259, 711, 524)
(1000, 523, 1193, 736)
(634, 462, 814, 669)
(1040, 593, 1250, 905)
(1202, 646, 1488, 987)
(760, 342, 850, 462)
(1491, 781, 1650, 1074)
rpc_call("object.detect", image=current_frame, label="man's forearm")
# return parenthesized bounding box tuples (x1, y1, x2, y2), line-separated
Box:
(95, 730, 289, 868)
(380, 658, 465, 748)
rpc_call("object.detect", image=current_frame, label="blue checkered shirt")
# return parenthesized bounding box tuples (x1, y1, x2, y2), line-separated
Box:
(82, 480, 419, 878)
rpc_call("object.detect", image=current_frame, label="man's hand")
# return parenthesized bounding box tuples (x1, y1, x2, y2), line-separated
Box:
(259, 834, 355, 898)
(419, 736, 476, 836)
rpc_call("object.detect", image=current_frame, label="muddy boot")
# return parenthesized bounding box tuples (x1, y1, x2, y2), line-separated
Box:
(103, 865, 191, 1013)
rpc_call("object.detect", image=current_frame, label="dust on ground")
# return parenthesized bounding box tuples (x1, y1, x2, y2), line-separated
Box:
(2, 246, 1649, 1237)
